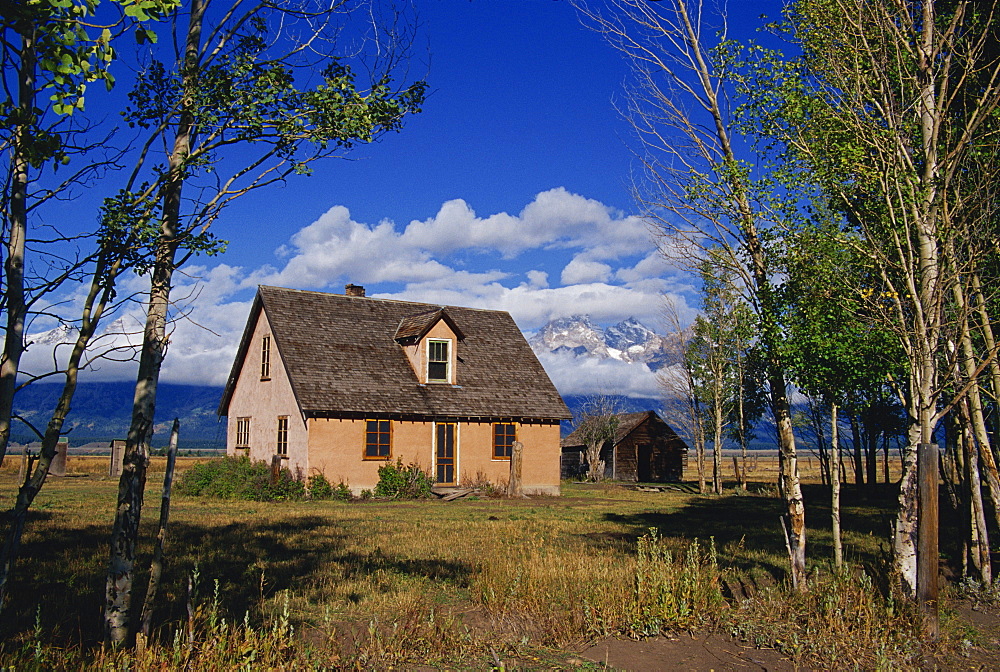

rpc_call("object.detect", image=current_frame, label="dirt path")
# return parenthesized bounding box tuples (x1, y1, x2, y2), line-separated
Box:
(567, 598, 1000, 671)
(577, 633, 795, 671)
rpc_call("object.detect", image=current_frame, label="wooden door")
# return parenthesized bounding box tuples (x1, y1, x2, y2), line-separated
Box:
(435, 423, 456, 484)
(637, 443, 652, 482)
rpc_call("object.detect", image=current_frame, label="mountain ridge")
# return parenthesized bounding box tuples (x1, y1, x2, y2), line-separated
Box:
(529, 314, 680, 370)
(10, 381, 226, 449)
(10, 315, 677, 449)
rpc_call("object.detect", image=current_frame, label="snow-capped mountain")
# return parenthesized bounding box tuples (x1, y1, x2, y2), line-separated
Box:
(531, 314, 610, 358)
(604, 317, 662, 361)
(28, 323, 79, 347)
(529, 315, 679, 370)
(24, 317, 142, 353)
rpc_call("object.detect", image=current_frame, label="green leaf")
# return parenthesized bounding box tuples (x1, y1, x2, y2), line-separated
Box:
(124, 4, 150, 20)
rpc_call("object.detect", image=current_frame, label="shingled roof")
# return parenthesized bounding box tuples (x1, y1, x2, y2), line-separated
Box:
(218, 286, 571, 420)
(393, 308, 465, 344)
(561, 410, 667, 448)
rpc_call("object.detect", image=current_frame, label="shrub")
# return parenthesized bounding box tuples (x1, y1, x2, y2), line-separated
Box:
(259, 465, 306, 502)
(332, 481, 352, 501)
(373, 460, 433, 499)
(176, 456, 304, 502)
(306, 473, 352, 501)
(307, 473, 334, 499)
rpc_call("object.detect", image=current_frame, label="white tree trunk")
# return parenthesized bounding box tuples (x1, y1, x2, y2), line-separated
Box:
(831, 402, 842, 569)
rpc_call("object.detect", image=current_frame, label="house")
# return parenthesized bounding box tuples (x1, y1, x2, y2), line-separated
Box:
(218, 285, 572, 495)
(560, 411, 687, 482)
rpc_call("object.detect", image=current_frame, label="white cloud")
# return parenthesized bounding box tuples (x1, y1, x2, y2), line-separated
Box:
(377, 281, 677, 331)
(260, 188, 658, 292)
(399, 199, 525, 257)
(518, 188, 651, 260)
(535, 350, 662, 399)
(255, 206, 454, 288)
(560, 257, 612, 285)
(525, 270, 549, 288)
(20, 188, 697, 394)
(614, 252, 673, 284)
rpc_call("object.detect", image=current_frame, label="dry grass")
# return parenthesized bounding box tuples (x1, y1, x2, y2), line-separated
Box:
(0, 454, 216, 478)
(688, 452, 905, 485)
(0, 463, 954, 669)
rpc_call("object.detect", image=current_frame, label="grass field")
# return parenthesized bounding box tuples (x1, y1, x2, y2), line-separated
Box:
(0, 454, 986, 669)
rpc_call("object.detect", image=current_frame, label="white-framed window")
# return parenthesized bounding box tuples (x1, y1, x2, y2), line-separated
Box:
(427, 339, 450, 382)
(261, 334, 271, 380)
(235, 417, 251, 449)
(276, 416, 288, 456)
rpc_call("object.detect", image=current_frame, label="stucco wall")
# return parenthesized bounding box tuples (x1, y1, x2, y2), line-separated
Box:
(225, 310, 308, 477)
(307, 418, 433, 488)
(307, 418, 561, 495)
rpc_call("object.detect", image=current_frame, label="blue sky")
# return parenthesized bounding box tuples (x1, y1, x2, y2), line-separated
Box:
(23, 0, 782, 396)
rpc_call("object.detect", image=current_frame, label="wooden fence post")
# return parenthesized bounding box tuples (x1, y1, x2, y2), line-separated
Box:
(270, 455, 282, 484)
(18, 451, 29, 485)
(109, 440, 126, 477)
(507, 441, 523, 497)
(49, 438, 68, 477)
(138, 419, 180, 647)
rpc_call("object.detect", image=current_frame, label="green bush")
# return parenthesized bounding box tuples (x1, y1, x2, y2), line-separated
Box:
(176, 456, 304, 502)
(307, 473, 334, 499)
(373, 459, 434, 499)
(306, 473, 352, 500)
(260, 465, 305, 502)
(332, 481, 352, 501)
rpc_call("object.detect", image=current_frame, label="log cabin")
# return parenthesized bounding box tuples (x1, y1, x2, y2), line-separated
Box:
(560, 410, 687, 482)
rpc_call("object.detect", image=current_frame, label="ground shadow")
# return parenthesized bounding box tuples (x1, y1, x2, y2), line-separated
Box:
(586, 481, 904, 588)
(0, 512, 473, 650)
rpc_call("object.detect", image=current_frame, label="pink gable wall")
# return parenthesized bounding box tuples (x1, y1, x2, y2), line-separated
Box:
(225, 309, 308, 477)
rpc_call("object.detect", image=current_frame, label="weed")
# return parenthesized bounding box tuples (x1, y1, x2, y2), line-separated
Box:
(729, 568, 922, 667)
(460, 470, 506, 497)
(474, 529, 725, 646)
(955, 576, 1000, 608)
(626, 530, 725, 635)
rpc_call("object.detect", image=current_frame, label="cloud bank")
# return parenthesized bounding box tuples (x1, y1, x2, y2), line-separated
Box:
(22, 188, 696, 396)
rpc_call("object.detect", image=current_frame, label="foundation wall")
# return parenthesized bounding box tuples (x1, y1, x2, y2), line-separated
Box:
(224, 310, 308, 477)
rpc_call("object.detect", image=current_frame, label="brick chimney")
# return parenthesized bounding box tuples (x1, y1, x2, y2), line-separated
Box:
(345, 284, 365, 297)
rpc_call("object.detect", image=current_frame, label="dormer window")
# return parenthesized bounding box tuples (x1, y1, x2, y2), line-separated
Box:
(427, 339, 450, 382)
(395, 308, 463, 384)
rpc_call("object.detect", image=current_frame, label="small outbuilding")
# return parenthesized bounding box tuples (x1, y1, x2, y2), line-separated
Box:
(560, 410, 687, 482)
